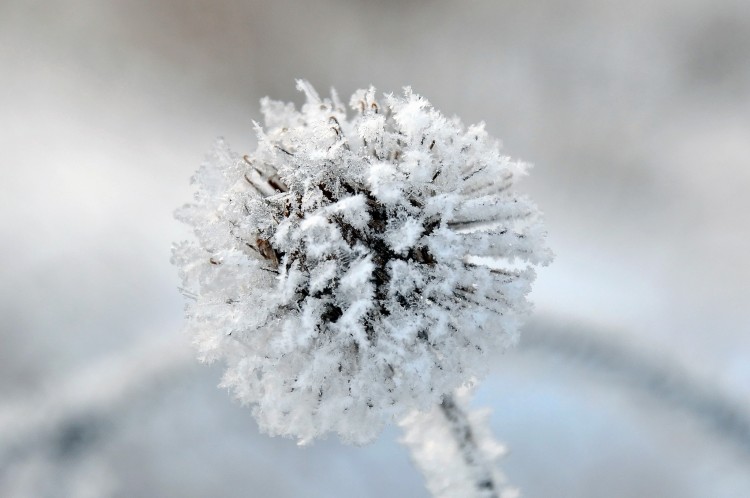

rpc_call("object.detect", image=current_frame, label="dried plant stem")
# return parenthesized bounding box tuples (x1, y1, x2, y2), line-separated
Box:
(439, 394, 500, 498)
(399, 389, 512, 498)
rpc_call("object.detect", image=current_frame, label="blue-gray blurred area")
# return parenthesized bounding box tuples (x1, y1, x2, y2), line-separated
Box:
(1, 0, 749, 496)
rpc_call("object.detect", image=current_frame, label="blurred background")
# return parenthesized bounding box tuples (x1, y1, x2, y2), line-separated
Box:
(1, 0, 749, 496)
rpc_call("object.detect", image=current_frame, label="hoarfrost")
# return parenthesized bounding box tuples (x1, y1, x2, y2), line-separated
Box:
(173, 81, 551, 444)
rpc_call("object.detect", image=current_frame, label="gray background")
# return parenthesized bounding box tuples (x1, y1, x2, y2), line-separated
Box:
(1, 0, 749, 496)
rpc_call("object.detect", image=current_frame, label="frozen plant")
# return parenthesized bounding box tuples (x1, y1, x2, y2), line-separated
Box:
(400, 386, 519, 498)
(173, 80, 551, 445)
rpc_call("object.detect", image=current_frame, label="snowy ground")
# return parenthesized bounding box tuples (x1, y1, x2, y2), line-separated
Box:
(1, 1, 749, 496)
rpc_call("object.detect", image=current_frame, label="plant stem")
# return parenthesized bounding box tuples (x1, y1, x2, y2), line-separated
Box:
(439, 394, 499, 498)
(399, 389, 510, 498)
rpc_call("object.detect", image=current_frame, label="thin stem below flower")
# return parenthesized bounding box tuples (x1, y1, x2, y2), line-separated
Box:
(439, 394, 500, 498)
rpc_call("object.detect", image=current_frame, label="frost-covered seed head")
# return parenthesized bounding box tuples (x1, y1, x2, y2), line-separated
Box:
(173, 81, 552, 444)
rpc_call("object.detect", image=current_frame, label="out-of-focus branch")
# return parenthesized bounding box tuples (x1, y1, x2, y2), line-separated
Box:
(0, 334, 195, 471)
(520, 318, 750, 457)
(2, 316, 749, 488)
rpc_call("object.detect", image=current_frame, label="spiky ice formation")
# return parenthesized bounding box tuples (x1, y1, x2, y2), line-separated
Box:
(172, 80, 552, 444)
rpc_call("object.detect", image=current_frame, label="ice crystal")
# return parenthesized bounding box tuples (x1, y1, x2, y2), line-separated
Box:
(172, 80, 552, 444)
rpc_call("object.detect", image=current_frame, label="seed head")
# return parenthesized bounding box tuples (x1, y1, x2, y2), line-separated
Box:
(173, 81, 552, 444)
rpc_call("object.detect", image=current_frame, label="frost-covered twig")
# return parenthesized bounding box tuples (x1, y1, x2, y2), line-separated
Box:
(439, 395, 499, 497)
(400, 388, 518, 498)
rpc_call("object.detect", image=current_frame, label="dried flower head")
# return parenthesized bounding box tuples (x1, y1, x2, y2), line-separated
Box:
(172, 81, 551, 444)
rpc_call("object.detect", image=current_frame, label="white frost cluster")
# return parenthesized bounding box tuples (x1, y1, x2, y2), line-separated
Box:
(173, 81, 551, 444)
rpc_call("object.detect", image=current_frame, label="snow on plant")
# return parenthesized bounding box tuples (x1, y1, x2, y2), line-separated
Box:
(173, 80, 551, 444)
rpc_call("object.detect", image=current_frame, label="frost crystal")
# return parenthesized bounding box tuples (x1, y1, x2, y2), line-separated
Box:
(173, 81, 552, 444)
